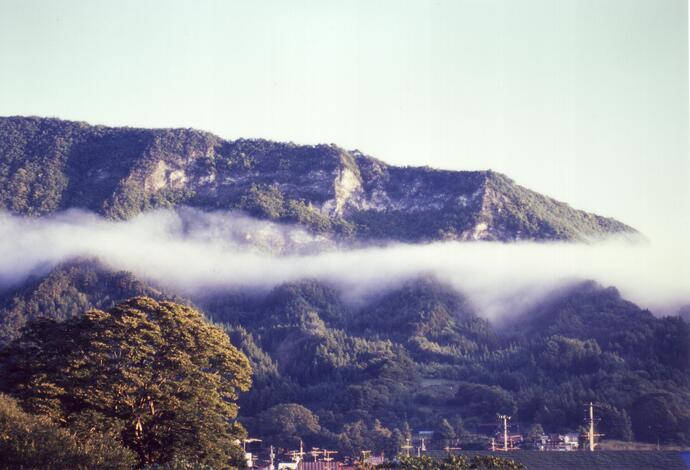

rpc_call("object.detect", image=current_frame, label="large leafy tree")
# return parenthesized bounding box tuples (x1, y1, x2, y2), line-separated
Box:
(0, 393, 136, 469)
(0, 297, 252, 468)
(256, 403, 321, 448)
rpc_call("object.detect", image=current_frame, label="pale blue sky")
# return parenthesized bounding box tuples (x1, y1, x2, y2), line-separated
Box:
(0, 0, 687, 238)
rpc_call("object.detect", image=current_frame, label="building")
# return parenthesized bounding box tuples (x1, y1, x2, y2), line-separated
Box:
(535, 433, 580, 451)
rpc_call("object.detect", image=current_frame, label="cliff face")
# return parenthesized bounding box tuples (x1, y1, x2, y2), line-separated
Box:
(0, 116, 635, 242)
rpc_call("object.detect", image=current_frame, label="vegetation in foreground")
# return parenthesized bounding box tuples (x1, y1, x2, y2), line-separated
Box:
(0, 297, 252, 469)
(0, 393, 136, 469)
(379, 455, 524, 470)
(0, 261, 688, 464)
(431, 450, 690, 470)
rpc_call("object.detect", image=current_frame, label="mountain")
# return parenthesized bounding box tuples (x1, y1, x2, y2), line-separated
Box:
(0, 116, 635, 242)
(3, 115, 683, 455)
(0, 259, 181, 344)
(1, 262, 687, 452)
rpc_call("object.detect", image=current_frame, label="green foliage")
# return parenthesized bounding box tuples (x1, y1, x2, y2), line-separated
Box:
(482, 172, 635, 240)
(257, 403, 321, 448)
(143, 459, 215, 470)
(392, 452, 689, 470)
(1, 262, 689, 455)
(435, 418, 457, 443)
(453, 382, 517, 420)
(539, 335, 602, 375)
(381, 455, 524, 470)
(0, 392, 136, 469)
(240, 184, 285, 219)
(219, 279, 690, 449)
(0, 297, 252, 468)
(0, 116, 635, 242)
(598, 405, 634, 442)
(629, 392, 690, 444)
(0, 259, 174, 345)
(526, 423, 544, 442)
(338, 419, 401, 457)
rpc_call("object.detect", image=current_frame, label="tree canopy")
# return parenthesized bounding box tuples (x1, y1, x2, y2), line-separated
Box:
(1, 264, 689, 456)
(0, 297, 252, 468)
(0, 393, 136, 469)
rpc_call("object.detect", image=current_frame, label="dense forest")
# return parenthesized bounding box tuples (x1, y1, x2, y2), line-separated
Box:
(0, 116, 686, 468)
(0, 116, 635, 242)
(0, 296, 252, 468)
(1, 259, 688, 460)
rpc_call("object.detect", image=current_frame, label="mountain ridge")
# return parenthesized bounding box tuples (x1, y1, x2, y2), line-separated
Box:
(0, 115, 636, 242)
(1, 260, 687, 451)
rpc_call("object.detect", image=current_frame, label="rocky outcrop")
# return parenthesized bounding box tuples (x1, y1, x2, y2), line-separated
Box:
(0, 116, 636, 242)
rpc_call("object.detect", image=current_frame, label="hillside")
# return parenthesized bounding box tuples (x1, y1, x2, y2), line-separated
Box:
(0, 116, 635, 242)
(1, 261, 687, 455)
(0, 259, 180, 343)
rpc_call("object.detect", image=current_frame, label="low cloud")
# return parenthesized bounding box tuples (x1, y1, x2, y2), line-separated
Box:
(1, 207, 688, 320)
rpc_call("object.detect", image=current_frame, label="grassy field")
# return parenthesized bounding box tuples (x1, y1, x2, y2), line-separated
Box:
(439, 451, 688, 470)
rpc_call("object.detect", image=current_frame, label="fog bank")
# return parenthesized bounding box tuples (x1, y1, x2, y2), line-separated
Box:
(1, 208, 688, 320)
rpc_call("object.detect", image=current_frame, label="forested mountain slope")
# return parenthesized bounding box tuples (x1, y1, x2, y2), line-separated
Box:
(1, 261, 687, 454)
(0, 116, 635, 242)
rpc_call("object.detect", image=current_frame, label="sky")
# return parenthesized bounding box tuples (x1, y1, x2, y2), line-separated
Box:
(0, 0, 688, 240)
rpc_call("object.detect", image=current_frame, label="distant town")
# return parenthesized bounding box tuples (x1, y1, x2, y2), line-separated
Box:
(242, 403, 604, 469)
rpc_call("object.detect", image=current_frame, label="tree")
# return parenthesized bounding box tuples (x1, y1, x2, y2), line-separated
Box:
(630, 392, 689, 445)
(402, 421, 413, 441)
(453, 382, 516, 419)
(526, 423, 545, 443)
(0, 392, 135, 469)
(451, 417, 467, 438)
(0, 297, 252, 468)
(257, 403, 321, 448)
(599, 406, 633, 442)
(435, 418, 456, 446)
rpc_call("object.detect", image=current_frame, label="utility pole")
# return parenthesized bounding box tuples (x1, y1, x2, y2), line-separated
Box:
(310, 448, 323, 461)
(498, 415, 511, 451)
(586, 402, 603, 451)
(589, 402, 595, 451)
(322, 449, 337, 470)
(401, 438, 413, 457)
(242, 438, 262, 452)
(416, 437, 426, 456)
(289, 440, 306, 463)
(443, 445, 461, 455)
